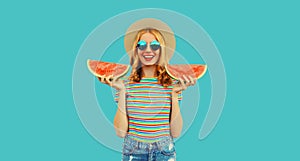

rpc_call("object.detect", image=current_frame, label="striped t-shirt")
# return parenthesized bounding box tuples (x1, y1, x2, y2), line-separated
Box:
(114, 77, 182, 143)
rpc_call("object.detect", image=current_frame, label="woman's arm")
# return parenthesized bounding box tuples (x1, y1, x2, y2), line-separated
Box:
(113, 88, 128, 138)
(170, 75, 196, 138)
(170, 91, 183, 138)
(99, 75, 128, 138)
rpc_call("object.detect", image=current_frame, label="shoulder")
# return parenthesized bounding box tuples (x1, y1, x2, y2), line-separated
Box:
(168, 78, 179, 87)
(119, 76, 130, 87)
(171, 78, 179, 84)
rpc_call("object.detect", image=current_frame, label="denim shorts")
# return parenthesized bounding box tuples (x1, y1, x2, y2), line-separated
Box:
(122, 134, 176, 161)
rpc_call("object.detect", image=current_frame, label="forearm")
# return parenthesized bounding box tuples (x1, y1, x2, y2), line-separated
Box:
(113, 89, 128, 138)
(170, 91, 183, 138)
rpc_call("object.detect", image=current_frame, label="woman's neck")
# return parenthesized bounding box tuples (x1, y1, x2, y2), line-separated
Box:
(141, 65, 157, 78)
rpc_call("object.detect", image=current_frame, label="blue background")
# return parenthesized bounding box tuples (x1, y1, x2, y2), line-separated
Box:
(1, 0, 299, 160)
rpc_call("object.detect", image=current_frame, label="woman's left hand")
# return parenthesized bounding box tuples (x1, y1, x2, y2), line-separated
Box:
(172, 75, 196, 93)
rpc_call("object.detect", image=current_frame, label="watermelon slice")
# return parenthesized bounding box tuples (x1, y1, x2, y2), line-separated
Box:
(165, 64, 207, 80)
(87, 59, 130, 80)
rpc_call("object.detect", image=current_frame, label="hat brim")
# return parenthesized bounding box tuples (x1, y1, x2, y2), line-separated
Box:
(124, 18, 176, 62)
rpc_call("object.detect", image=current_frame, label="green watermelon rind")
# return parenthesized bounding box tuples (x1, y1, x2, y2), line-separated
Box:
(165, 64, 207, 80)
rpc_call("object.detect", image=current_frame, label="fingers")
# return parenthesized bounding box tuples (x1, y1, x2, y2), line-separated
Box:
(178, 78, 187, 90)
(182, 75, 197, 86)
(188, 75, 196, 86)
(113, 74, 123, 81)
(106, 75, 113, 86)
(183, 75, 189, 85)
(98, 76, 112, 86)
(173, 75, 197, 93)
(98, 77, 106, 84)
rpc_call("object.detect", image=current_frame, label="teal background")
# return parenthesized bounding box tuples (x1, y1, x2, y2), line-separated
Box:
(1, 0, 299, 160)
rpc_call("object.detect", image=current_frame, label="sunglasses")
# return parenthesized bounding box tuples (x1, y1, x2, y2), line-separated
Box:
(136, 40, 161, 51)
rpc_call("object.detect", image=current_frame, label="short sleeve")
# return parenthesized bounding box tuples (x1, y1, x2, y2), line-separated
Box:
(177, 91, 183, 102)
(113, 88, 119, 103)
(112, 78, 128, 104)
(172, 79, 183, 103)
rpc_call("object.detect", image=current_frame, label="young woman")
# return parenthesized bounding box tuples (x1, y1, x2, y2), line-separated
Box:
(99, 18, 196, 161)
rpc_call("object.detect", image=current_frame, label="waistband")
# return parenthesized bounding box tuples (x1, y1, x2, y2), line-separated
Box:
(124, 134, 174, 150)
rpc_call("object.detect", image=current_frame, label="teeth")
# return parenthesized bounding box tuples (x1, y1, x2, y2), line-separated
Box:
(144, 55, 154, 58)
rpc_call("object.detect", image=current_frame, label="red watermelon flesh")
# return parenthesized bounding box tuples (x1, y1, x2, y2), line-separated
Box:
(87, 59, 130, 79)
(165, 64, 207, 80)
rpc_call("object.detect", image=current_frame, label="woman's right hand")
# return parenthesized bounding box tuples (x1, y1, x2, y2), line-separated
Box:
(98, 75, 125, 91)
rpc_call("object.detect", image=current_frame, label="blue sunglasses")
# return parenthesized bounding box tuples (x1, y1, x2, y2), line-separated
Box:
(136, 40, 161, 51)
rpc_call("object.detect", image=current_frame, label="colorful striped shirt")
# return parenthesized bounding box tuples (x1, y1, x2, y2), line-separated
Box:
(114, 77, 182, 143)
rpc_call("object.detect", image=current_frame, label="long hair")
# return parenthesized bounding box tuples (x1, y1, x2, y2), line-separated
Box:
(128, 28, 173, 87)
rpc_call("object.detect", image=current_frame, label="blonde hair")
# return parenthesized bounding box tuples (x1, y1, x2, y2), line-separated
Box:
(128, 28, 173, 87)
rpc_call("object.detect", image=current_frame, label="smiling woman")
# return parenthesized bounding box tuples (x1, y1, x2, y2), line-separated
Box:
(98, 18, 196, 161)
(128, 28, 173, 86)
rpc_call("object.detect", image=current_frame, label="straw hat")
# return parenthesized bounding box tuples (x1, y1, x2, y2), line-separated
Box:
(124, 18, 176, 62)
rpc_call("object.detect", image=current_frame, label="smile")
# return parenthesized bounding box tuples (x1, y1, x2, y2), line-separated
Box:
(143, 55, 154, 59)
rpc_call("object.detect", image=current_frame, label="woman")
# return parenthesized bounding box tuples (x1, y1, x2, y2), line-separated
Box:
(99, 18, 196, 161)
